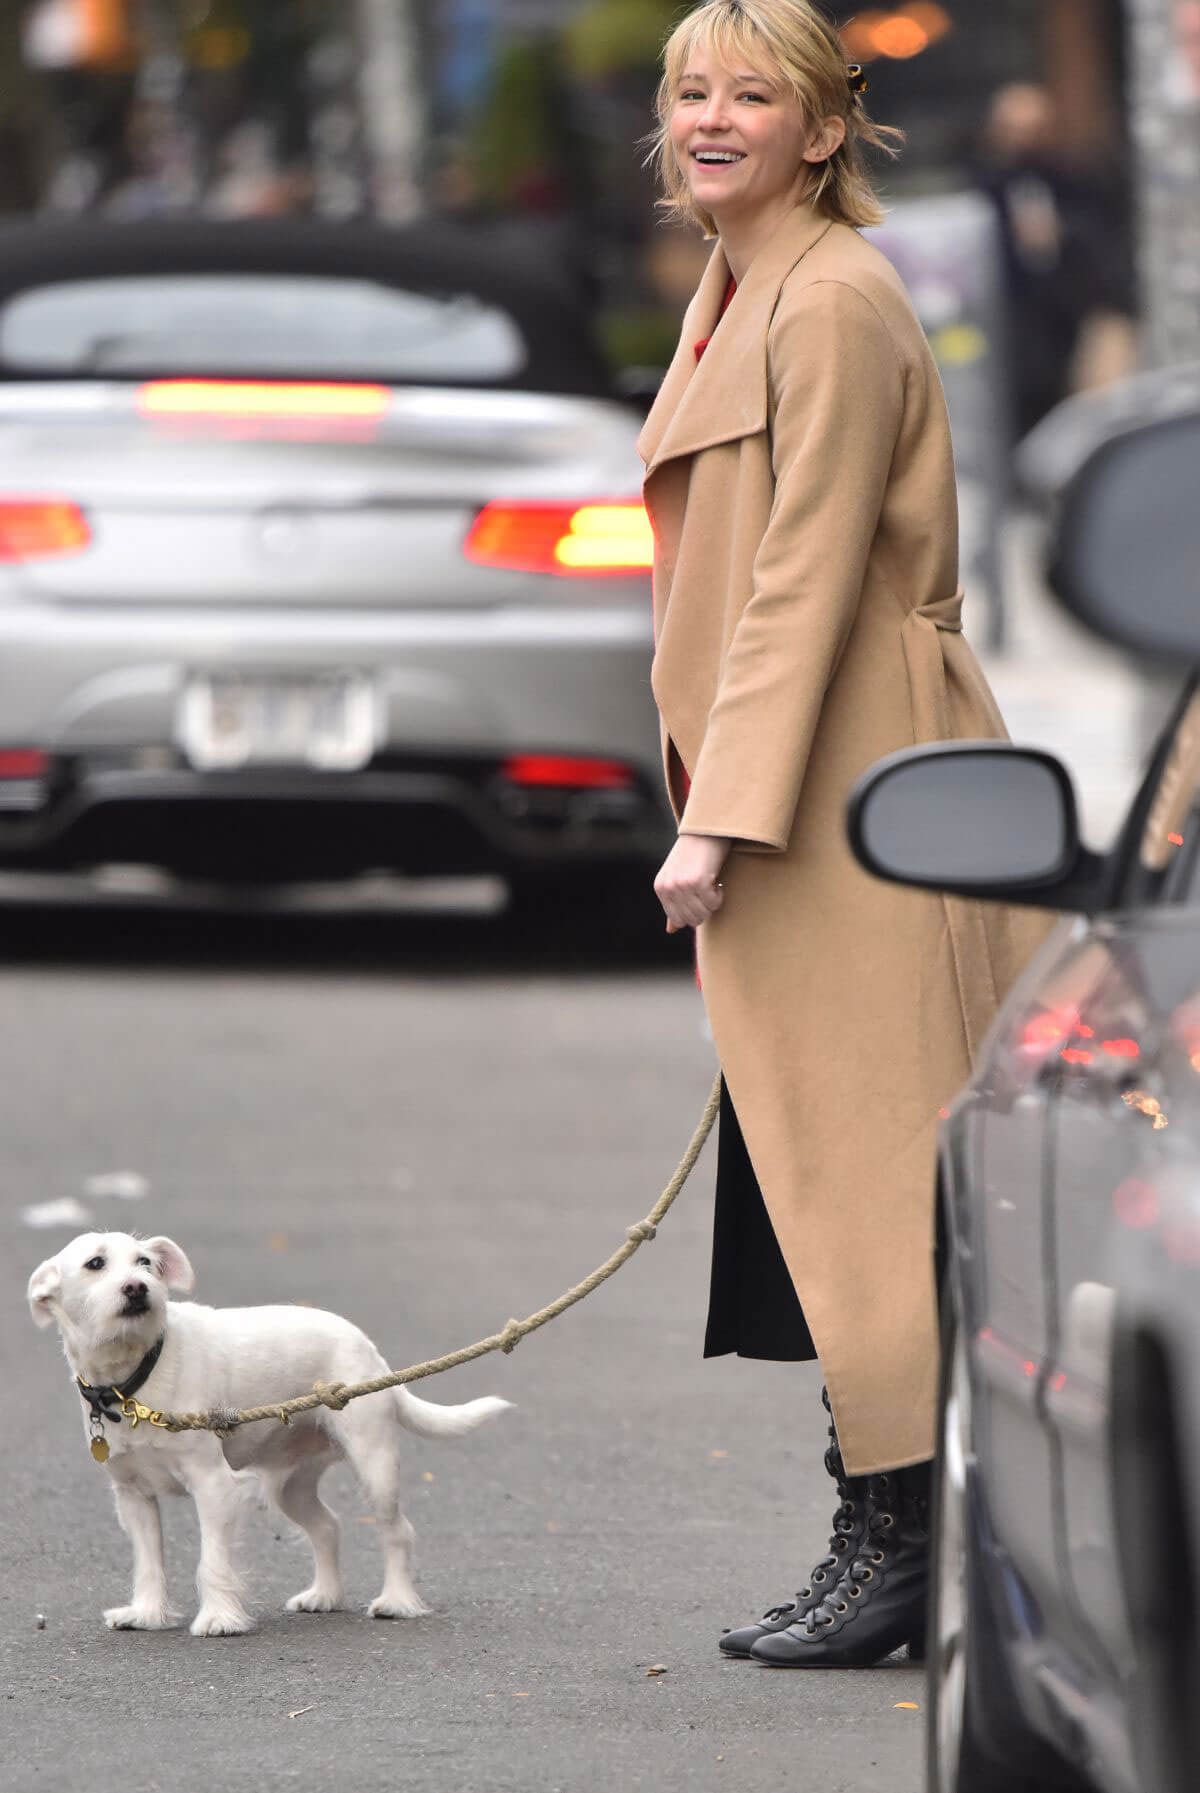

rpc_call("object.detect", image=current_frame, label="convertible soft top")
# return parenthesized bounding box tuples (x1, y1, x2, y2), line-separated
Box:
(0, 216, 615, 398)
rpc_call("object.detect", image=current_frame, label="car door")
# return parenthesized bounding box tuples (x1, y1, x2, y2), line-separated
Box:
(963, 919, 1105, 1622)
(1042, 684, 1200, 1686)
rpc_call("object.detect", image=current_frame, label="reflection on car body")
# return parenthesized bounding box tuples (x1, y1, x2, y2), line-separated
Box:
(848, 410, 1200, 1793)
(0, 219, 672, 912)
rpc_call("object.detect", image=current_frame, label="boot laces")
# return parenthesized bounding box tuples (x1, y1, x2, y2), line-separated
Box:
(794, 1496, 863, 1600)
(799, 1493, 899, 1636)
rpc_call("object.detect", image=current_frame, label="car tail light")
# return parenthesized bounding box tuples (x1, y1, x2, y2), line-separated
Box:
(137, 380, 390, 440)
(0, 747, 51, 812)
(463, 502, 653, 575)
(0, 750, 49, 778)
(0, 500, 91, 561)
(138, 380, 391, 418)
(502, 753, 634, 789)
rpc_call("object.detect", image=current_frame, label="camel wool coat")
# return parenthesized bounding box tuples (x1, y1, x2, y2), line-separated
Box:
(637, 202, 1051, 1474)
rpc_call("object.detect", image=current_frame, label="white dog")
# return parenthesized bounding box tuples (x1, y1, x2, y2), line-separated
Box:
(27, 1230, 510, 1636)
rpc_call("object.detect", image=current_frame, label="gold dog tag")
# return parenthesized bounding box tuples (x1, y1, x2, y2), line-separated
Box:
(91, 1437, 110, 1463)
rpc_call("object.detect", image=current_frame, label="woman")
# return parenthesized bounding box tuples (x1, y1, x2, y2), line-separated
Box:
(638, 0, 1050, 1668)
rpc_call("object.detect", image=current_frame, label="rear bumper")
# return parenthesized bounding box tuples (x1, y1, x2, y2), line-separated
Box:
(0, 599, 673, 877)
(0, 756, 670, 879)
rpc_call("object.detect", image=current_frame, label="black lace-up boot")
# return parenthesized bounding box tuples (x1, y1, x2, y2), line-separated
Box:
(748, 1460, 931, 1667)
(718, 1389, 873, 1658)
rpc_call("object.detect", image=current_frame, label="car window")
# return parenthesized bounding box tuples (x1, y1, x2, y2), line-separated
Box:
(0, 274, 528, 382)
(1135, 687, 1200, 905)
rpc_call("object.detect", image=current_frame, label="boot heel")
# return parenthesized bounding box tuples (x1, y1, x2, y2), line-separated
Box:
(906, 1627, 927, 1664)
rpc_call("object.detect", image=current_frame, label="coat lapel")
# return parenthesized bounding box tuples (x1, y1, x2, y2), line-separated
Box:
(637, 205, 834, 477)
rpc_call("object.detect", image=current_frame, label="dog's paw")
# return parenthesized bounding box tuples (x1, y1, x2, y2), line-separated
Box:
(286, 1586, 344, 1614)
(190, 1606, 254, 1637)
(367, 1590, 431, 1620)
(104, 1604, 182, 1631)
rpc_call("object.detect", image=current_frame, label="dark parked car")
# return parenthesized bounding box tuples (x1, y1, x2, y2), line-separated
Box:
(848, 409, 1200, 1793)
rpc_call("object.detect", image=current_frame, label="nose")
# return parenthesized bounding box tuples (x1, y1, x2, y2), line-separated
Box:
(122, 1279, 147, 1299)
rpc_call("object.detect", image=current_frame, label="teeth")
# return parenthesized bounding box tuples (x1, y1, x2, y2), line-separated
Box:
(695, 152, 744, 163)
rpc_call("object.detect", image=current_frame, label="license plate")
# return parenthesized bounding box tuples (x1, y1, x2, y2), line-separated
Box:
(176, 673, 378, 772)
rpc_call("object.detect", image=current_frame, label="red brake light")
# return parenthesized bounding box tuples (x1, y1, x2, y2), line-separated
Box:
(502, 754, 634, 789)
(0, 749, 49, 778)
(464, 502, 653, 575)
(0, 500, 91, 561)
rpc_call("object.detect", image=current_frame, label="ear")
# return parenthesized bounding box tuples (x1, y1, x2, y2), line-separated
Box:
(27, 1257, 62, 1329)
(803, 113, 847, 163)
(142, 1236, 194, 1294)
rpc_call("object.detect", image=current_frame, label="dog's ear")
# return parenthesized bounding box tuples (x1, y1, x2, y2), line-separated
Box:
(27, 1257, 62, 1329)
(142, 1236, 194, 1293)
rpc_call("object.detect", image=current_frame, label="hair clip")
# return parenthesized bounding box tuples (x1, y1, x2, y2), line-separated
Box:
(846, 63, 868, 98)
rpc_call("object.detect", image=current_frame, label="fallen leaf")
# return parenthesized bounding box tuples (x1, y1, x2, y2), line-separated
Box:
(894, 1701, 920, 1711)
(645, 1664, 668, 1676)
(513, 1691, 531, 1698)
(709, 1449, 729, 1460)
(288, 1706, 316, 1719)
(422, 1471, 435, 1482)
(269, 1233, 289, 1251)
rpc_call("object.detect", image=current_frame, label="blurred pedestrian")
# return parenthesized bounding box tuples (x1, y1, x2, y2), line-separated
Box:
(638, 0, 1050, 1668)
(974, 82, 1138, 438)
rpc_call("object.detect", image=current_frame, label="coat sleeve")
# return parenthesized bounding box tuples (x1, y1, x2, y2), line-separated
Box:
(677, 278, 906, 852)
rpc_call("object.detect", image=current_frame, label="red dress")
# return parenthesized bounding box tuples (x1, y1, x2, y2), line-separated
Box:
(676, 272, 736, 986)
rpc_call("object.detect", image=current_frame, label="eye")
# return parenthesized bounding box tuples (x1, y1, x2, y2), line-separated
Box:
(84, 1256, 105, 1271)
(136, 1255, 152, 1268)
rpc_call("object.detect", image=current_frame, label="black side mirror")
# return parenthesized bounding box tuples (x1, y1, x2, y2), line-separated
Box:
(846, 742, 1109, 912)
(1049, 410, 1200, 661)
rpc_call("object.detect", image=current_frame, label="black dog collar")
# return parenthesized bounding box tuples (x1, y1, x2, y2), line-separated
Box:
(77, 1334, 165, 1426)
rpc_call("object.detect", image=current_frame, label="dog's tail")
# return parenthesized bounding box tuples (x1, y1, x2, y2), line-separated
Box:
(393, 1388, 512, 1439)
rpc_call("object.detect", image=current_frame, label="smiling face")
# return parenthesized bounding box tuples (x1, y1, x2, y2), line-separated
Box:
(668, 39, 841, 229)
(27, 1231, 194, 1357)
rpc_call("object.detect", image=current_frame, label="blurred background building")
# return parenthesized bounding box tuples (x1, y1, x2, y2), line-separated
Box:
(0, 4, 1147, 328)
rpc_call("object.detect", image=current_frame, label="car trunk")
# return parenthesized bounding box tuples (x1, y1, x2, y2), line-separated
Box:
(0, 383, 642, 608)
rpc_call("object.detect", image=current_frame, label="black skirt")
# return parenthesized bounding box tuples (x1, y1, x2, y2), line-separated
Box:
(703, 1074, 817, 1362)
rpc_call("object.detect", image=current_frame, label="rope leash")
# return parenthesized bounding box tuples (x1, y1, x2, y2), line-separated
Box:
(141, 1070, 723, 1438)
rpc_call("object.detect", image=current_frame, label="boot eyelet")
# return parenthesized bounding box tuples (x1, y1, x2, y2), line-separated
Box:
(813, 1571, 826, 1584)
(860, 1567, 875, 1582)
(820, 1612, 834, 1626)
(870, 1552, 885, 1564)
(834, 1601, 848, 1613)
(848, 1586, 862, 1598)
(879, 1514, 895, 1528)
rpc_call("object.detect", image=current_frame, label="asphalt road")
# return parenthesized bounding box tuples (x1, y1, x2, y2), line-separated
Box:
(0, 888, 923, 1793)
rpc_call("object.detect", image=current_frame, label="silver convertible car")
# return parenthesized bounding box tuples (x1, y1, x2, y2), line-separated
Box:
(848, 410, 1200, 1793)
(0, 220, 672, 916)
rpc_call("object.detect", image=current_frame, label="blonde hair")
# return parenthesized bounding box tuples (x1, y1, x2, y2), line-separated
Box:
(642, 0, 904, 237)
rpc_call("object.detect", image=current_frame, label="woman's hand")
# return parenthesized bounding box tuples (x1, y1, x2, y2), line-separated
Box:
(654, 833, 731, 933)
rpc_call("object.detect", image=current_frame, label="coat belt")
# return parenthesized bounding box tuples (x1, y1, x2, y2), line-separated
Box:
(897, 584, 1001, 1058)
